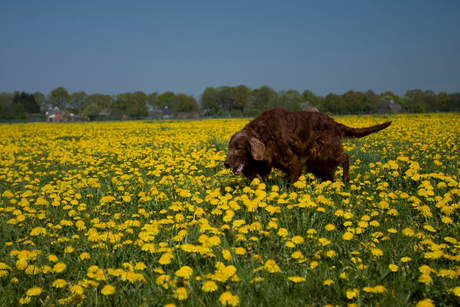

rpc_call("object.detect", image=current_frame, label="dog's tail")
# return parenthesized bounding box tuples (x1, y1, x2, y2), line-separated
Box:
(339, 121, 391, 139)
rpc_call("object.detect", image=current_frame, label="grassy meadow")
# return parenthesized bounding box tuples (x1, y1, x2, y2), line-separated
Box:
(1, 113, 459, 307)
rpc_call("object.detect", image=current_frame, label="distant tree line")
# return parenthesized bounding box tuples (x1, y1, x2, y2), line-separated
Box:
(1, 86, 459, 120)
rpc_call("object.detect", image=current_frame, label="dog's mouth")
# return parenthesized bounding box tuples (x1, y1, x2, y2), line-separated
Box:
(233, 163, 244, 175)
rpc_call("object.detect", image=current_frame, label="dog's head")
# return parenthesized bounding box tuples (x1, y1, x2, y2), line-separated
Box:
(224, 132, 265, 175)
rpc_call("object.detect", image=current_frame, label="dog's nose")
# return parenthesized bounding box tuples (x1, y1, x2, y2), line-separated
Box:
(224, 162, 230, 168)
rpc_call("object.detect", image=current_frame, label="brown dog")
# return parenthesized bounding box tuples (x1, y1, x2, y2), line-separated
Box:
(224, 108, 391, 183)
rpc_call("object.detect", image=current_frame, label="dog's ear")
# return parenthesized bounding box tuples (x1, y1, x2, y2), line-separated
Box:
(249, 137, 265, 161)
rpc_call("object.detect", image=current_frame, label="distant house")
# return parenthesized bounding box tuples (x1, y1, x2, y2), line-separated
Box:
(46, 107, 70, 122)
(175, 112, 200, 119)
(299, 101, 319, 112)
(149, 107, 174, 119)
(377, 100, 402, 113)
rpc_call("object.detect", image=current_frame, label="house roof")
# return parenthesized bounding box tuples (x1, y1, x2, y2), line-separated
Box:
(377, 100, 401, 112)
(153, 107, 173, 115)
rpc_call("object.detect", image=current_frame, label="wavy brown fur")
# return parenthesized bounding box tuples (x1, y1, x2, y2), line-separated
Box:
(224, 107, 391, 184)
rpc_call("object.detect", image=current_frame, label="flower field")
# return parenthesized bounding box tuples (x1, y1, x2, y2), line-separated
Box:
(1, 113, 460, 307)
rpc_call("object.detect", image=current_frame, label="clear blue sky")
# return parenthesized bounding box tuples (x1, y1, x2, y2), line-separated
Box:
(1, 1, 459, 100)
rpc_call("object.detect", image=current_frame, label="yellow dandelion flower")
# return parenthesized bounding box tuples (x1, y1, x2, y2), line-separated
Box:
(288, 276, 305, 283)
(19, 297, 31, 305)
(363, 287, 376, 293)
(402, 227, 415, 237)
(159, 253, 174, 265)
(419, 265, 433, 274)
(156, 275, 169, 286)
(234, 247, 246, 255)
(370, 248, 383, 258)
(134, 262, 147, 271)
(26, 286, 44, 296)
(52, 279, 67, 288)
(325, 224, 336, 231)
(318, 238, 331, 246)
(342, 232, 353, 240)
(219, 291, 234, 305)
(101, 284, 116, 295)
(291, 251, 303, 259)
(25, 265, 41, 275)
(174, 287, 188, 300)
(227, 295, 240, 307)
(79, 253, 90, 260)
(16, 259, 28, 270)
(374, 285, 387, 293)
(64, 246, 74, 253)
(346, 288, 359, 299)
(388, 264, 398, 272)
(221, 265, 237, 278)
(323, 279, 334, 286)
(415, 299, 434, 307)
(53, 262, 67, 273)
(222, 249, 233, 261)
(202, 280, 218, 292)
(310, 261, 319, 269)
(291, 236, 304, 244)
(70, 284, 84, 294)
(423, 224, 436, 233)
(208, 235, 221, 246)
(418, 274, 433, 285)
(250, 277, 265, 283)
(452, 287, 460, 297)
(264, 259, 280, 273)
(401, 257, 412, 262)
(175, 266, 193, 279)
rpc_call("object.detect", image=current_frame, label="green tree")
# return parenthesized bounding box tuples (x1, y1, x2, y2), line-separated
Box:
(413, 103, 425, 113)
(251, 86, 275, 111)
(86, 93, 112, 110)
(231, 85, 250, 111)
(147, 92, 158, 108)
(399, 96, 412, 112)
(128, 91, 148, 117)
(170, 93, 198, 112)
(156, 92, 175, 108)
(69, 91, 88, 114)
(365, 90, 380, 109)
(451, 93, 460, 111)
(424, 90, 436, 111)
(404, 89, 424, 110)
(81, 102, 102, 117)
(436, 92, 451, 111)
(279, 90, 301, 111)
(26, 92, 40, 113)
(48, 87, 70, 109)
(343, 90, 373, 113)
(12, 93, 25, 119)
(112, 93, 132, 116)
(322, 93, 346, 114)
(0, 92, 14, 119)
(216, 86, 235, 112)
(33, 92, 48, 112)
(200, 87, 219, 115)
